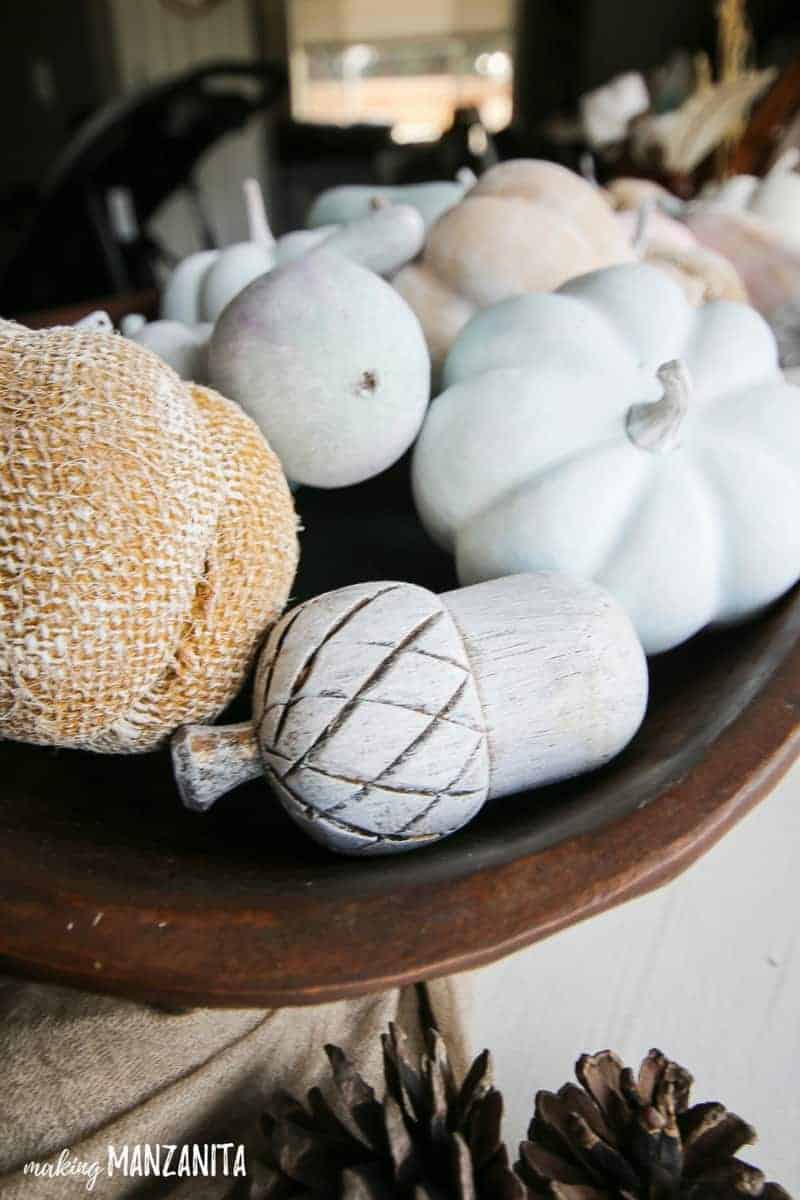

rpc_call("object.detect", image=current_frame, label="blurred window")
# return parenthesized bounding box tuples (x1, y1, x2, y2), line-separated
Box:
(288, 0, 513, 141)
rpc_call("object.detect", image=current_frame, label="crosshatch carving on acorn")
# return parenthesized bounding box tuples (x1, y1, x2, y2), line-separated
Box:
(171, 572, 648, 856)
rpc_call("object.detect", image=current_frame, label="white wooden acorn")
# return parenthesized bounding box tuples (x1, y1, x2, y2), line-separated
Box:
(171, 572, 648, 856)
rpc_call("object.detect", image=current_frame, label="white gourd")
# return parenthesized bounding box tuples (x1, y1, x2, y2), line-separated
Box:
(307, 175, 472, 232)
(162, 179, 278, 324)
(120, 315, 213, 383)
(161, 179, 426, 327)
(129, 183, 426, 385)
(412, 262, 800, 655)
(208, 243, 430, 488)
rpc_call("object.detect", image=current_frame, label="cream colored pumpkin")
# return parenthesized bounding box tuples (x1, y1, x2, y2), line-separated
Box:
(687, 208, 800, 320)
(608, 179, 747, 305)
(393, 159, 634, 371)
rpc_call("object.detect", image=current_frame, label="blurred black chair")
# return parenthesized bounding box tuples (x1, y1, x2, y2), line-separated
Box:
(1, 59, 286, 315)
(376, 106, 498, 184)
(275, 105, 498, 231)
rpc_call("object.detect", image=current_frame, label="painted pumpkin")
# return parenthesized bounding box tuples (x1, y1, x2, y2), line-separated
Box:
(687, 208, 800, 321)
(607, 179, 747, 305)
(412, 263, 800, 654)
(393, 159, 635, 371)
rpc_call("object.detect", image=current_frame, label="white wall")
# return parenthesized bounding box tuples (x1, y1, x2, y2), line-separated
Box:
(105, 0, 269, 257)
(470, 759, 800, 1190)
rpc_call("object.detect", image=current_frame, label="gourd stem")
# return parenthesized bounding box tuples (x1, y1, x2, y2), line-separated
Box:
(627, 360, 691, 453)
(242, 177, 275, 249)
(579, 152, 597, 186)
(768, 147, 800, 178)
(633, 198, 656, 252)
(74, 310, 114, 333)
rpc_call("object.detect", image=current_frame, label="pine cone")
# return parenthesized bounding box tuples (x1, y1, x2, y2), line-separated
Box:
(237, 1023, 524, 1199)
(516, 1048, 792, 1200)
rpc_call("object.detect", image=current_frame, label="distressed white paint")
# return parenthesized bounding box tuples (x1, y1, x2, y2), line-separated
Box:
(443, 573, 647, 799)
(469, 758, 800, 1190)
(172, 573, 647, 855)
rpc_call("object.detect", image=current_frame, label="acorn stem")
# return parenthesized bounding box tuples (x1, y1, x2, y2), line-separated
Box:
(242, 177, 275, 249)
(171, 720, 261, 812)
(627, 360, 691, 453)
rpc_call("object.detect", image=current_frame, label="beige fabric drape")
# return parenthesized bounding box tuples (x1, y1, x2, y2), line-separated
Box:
(0, 975, 470, 1199)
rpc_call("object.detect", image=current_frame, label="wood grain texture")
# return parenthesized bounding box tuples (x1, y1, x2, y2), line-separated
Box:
(443, 573, 647, 798)
(171, 572, 644, 853)
(0, 460, 798, 1007)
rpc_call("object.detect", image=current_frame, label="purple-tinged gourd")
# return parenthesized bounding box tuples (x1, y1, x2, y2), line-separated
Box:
(127, 187, 427, 386)
(208, 237, 430, 488)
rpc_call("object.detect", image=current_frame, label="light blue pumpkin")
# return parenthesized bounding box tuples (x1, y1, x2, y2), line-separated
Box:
(412, 262, 800, 654)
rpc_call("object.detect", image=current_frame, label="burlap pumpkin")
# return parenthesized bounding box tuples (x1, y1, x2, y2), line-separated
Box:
(0, 320, 299, 753)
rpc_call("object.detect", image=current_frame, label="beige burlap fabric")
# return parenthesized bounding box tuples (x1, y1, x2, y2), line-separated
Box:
(0, 323, 298, 753)
(0, 976, 470, 1199)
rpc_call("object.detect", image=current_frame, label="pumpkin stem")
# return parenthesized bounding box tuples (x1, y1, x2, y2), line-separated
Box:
(633, 198, 657, 252)
(627, 360, 691, 453)
(579, 152, 597, 186)
(242, 177, 275, 249)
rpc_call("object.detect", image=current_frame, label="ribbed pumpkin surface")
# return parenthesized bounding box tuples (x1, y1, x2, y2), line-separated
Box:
(0, 323, 298, 752)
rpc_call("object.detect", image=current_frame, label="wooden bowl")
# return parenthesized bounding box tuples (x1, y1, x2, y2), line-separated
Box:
(1, 461, 798, 1007)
